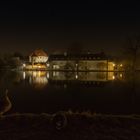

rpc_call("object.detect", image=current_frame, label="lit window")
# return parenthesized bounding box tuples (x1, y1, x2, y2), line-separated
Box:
(113, 64, 116, 67)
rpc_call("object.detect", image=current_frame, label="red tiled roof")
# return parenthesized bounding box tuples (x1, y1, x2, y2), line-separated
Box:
(30, 49, 47, 57)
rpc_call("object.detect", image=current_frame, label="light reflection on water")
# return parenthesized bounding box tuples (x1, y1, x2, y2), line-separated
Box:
(20, 71, 123, 88)
(1, 70, 139, 115)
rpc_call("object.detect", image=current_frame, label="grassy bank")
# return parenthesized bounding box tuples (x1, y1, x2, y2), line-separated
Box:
(0, 112, 140, 140)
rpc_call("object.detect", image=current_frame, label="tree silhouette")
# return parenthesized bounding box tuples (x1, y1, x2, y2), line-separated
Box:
(124, 36, 140, 71)
(13, 52, 24, 59)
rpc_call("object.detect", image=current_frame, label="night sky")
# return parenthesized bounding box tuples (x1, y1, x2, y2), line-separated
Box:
(0, 0, 140, 55)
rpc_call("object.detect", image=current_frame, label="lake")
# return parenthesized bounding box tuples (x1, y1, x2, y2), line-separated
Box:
(0, 70, 140, 115)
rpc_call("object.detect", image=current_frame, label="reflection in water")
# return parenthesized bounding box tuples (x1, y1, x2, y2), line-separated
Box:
(23, 71, 48, 89)
(22, 71, 124, 83)
(1, 70, 138, 115)
(23, 71, 26, 80)
(49, 71, 123, 81)
(18, 71, 124, 88)
(75, 74, 78, 79)
(31, 71, 48, 85)
(120, 73, 123, 78)
(1, 71, 124, 89)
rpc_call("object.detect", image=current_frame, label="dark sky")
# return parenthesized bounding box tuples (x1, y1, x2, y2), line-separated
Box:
(0, 0, 140, 55)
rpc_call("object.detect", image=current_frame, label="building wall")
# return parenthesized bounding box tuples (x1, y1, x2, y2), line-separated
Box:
(108, 62, 115, 71)
(24, 64, 46, 70)
(49, 60, 112, 71)
(29, 56, 48, 63)
(78, 60, 107, 71)
(49, 60, 76, 70)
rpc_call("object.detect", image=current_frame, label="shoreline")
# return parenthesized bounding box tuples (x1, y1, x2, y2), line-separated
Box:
(13, 68, 126, 72)
(1, 67, 140, 73)
(0, 112, 140, 139)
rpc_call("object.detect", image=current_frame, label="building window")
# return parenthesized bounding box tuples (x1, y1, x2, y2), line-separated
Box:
(53, 65, 60, 69)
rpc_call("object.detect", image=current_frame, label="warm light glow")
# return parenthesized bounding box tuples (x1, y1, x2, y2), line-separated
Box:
(38, 71, 41, 77)
(120, 73, 123, 78)
(120, 64, 123, 67)
(23, 63, 26, 67)
(33, 71, 37, 77)
(23, 72, 26, 79)
(47, 73, 50, 79)
(75, 74, 78, 79)
(47, 63, 50, 67)
(27, 71, 48, 88)
(113, 63, 116, 67)
(34, 77, 48, 84)
(112, 75, 115, 80)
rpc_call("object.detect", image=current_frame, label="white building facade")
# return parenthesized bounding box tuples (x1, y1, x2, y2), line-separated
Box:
(29, 49, 48, 64)
(48, 53, 115, 71)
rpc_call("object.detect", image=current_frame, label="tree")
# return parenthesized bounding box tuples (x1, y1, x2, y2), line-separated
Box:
(124, 36, 140, 71)
(13, 52, 24, 59)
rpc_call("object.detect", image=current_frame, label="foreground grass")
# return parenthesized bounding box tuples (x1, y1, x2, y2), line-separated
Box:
(0, 111, 139, 140)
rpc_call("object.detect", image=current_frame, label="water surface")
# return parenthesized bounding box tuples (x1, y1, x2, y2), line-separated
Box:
(0, 70, 140, 115)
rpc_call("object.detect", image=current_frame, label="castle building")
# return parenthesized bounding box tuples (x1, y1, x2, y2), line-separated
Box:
(29, 49, 48, 64)
(48, 52, 115, 71)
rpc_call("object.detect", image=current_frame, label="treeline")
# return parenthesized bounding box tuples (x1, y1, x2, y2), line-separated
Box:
(0, 52, 27, 69)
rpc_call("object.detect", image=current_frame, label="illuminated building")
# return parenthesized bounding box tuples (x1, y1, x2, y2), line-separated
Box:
(48, 52, 115, 71)
(29, 49, 48, 64)
(25, 49, 48, 70)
